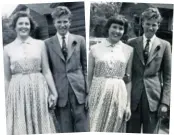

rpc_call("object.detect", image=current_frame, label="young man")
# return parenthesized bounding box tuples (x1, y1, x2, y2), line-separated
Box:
(127, 7, 171, 133)
(45, 6, 88, 132)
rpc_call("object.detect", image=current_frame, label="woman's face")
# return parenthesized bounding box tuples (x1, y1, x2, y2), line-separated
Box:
(108, 23, 124, 43)
(15, 17, 31, 38)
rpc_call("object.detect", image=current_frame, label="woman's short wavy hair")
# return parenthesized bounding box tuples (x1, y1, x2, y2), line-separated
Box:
(10, 11, 38, 35)
(51, 6, 72, 20)
(141, 7, 163, 23)
(104, 14, 129, 42)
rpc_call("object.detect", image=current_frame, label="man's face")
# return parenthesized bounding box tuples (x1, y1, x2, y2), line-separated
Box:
(54, 15, 71, 36)
(142, 18, 160, 39)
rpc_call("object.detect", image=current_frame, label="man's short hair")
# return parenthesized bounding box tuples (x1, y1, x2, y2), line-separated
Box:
(141, 7, 162, 23)
(51, 6, 72, 20)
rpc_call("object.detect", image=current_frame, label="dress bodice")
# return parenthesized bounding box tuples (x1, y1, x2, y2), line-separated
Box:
(91, 39, 132, 79)
(94, 60, 126, 78)
(6, 37, 43, 74)
(11, 58, 41, 74)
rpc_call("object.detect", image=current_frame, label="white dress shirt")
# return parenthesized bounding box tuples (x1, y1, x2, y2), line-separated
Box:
(143, 34, 156, 52)
(57, 32, 69, 48)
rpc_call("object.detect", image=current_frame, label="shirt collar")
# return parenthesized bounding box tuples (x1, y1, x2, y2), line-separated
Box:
(57, 32, 69, 40)
(106, 39, 122, 47)
(15, 36, 33, 45)
(143, 34, 156, 44)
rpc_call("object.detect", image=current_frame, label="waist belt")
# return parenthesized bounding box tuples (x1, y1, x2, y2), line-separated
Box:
(12, 70, 40, 75)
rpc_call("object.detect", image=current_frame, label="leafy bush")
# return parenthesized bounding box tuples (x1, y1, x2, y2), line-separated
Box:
(2, 16, 16, 46)
(90, 2, 122, 37)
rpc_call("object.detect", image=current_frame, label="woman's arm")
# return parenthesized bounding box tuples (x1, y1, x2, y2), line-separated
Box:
(3, 47, 12, 95)
(125, 49, 133, 107)
(88, 49, 95, 90)
(41, 42, 57, 98)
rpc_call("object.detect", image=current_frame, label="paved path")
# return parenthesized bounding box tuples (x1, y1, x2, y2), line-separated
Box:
(159, 123, 169, 134)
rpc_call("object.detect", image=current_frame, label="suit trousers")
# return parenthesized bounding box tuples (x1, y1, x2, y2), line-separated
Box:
(127, 89, 158, 133)
(55, 83, 88, 132)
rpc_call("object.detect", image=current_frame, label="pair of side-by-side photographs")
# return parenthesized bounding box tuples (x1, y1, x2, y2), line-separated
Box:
(1, 1, 173, 135)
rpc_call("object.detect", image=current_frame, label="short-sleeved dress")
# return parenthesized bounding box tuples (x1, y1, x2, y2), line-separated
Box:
(88, 39, 133, 132)
(5, 37, 57, 135)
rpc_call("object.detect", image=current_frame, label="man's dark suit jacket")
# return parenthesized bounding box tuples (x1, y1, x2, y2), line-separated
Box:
(128, 36, 171, 112)
(45, 33, 87, 107)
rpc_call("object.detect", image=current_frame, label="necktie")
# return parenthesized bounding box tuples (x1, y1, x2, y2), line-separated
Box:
(62, 36, 68, 60)
(144, 39, 150, 64)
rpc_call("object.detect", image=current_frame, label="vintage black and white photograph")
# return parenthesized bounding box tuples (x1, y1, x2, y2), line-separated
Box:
(88, 2, 173, 134)
(1, 0, 174, 135)
(2, 2, 88, 135)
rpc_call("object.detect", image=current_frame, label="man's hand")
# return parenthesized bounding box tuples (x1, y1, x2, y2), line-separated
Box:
(48, 94, 58, 110)
(158, 104, 168, 118)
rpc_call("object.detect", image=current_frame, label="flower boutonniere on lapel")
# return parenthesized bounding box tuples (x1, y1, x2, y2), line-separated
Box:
(72, 40, 77, 46)
(155, 46, 161, 52)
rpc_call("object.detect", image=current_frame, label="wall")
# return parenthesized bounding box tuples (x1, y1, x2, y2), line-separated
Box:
(30, 10, 49, 40)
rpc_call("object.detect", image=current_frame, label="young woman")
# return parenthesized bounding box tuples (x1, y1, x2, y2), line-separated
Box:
(88, 15, 133, 132)
(4, 11, 58, 135)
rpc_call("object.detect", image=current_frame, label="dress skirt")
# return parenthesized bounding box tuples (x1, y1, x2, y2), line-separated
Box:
(6, 73, 56, 135)
(89, 77, 128, 132)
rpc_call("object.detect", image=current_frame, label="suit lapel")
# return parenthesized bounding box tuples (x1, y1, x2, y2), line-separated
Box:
(51, 35, 65, 61)
(67, 33, 76, 61)
(135, 36, 145, 65)
(147, 37, 161, 65)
